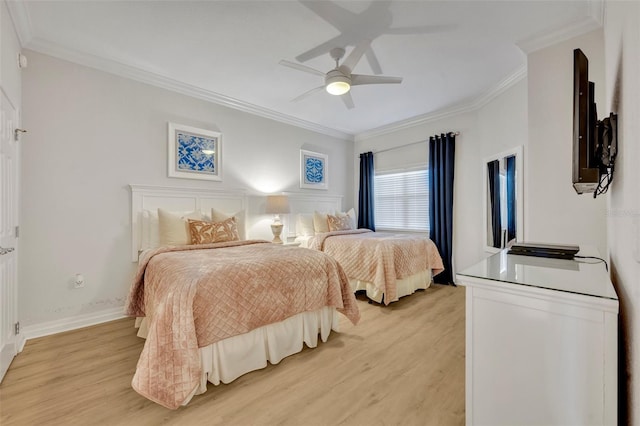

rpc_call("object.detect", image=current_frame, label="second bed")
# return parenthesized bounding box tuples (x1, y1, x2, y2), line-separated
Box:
(300, 228, 444, 304)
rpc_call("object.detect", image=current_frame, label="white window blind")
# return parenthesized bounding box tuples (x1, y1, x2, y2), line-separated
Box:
(374, 168, 430, 232)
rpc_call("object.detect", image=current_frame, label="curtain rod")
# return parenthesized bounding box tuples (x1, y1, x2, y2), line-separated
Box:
(373, 132, 459, 155)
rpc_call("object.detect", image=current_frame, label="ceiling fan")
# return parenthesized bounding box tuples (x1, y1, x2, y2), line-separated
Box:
(279, 40, 402, 109)
(295, 0, 455, 76)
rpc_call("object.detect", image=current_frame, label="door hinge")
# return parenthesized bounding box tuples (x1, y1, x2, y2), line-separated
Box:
(15, 226, 19, 238)
(14, 322, 19, 335)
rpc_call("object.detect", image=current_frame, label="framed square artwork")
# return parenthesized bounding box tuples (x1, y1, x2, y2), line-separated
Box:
(300, 149, 328, 190)
(168, 122, 222, 181)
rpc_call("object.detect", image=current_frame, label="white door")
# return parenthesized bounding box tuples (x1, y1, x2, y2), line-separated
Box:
(0, 89, 19, 382)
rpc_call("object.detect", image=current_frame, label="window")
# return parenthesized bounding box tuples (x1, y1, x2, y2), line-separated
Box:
(374, 168, 429, 232)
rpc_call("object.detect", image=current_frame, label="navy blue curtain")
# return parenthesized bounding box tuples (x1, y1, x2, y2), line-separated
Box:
(358, 152, 375, 231)
(506, 155, 516, 243)
(487, 160, 501, 248)
(429, 133, 455, 285)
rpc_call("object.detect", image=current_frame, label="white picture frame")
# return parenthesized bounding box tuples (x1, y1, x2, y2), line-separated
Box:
(168, 122, 222, 181)
(300, 149, 328, 190)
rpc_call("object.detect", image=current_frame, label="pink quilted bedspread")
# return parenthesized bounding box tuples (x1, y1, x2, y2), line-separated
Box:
(308, 230, 444, 304)
(125, 240, 359, 409)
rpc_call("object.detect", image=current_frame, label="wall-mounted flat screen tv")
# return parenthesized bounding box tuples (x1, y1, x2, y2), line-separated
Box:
(572, 48, 599, 194)
(572, 48, 618, 197)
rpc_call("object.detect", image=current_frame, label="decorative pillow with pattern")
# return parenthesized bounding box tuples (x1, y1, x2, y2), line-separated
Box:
(188, 217, 240, 244)
(327, 214, 353, 232)
(211, 208, 246, 240)
(336, 208, 358, 230)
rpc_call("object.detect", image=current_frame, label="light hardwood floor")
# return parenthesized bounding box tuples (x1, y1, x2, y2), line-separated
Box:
(0, 284, 465, 426)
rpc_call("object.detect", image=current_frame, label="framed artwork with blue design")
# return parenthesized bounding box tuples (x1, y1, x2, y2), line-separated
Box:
(300, 149, 328, 190)
(168, 122, 222, 181)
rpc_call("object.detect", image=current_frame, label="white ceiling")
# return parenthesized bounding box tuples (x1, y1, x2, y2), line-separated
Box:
(8, 0, 602, 139)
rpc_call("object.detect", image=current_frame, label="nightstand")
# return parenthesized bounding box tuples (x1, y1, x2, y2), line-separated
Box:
(282, 241, 301, 247)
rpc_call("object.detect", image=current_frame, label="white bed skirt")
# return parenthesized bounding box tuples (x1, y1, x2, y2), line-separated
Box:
(135, 306, 339, 405)
(295, 236, 433, 304)
(350, 270, 432, 304)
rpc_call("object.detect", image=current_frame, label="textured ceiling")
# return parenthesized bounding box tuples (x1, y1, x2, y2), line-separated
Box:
(9, 0, 602, 139)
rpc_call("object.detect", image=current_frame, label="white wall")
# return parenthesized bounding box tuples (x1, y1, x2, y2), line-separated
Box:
(19, 50, 353, 330)
(603, 1, 640, 423)
(526, 29, 607, 253)
(1, 0, 22, 108)
(476, 80, 528, 169)
(524, 20, 640, 423)
(354, 77, 528, 276)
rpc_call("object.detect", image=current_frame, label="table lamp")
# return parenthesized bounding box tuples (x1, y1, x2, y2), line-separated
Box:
(265, 195, 290, 244)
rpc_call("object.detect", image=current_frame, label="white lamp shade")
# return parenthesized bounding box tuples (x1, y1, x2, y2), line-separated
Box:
(265, 195, 290, 214)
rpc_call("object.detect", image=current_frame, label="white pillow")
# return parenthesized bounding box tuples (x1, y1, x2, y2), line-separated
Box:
(296, 213, 315, 236)
(158, 208, 202, 246)
(141, 210, 159, 249)
(211, 208, 246, 240)
(313, 211, 330, 234)
(336, 208, 357, 230)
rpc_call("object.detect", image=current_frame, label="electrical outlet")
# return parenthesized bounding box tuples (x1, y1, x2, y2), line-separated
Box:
(74, 273, 85, 289)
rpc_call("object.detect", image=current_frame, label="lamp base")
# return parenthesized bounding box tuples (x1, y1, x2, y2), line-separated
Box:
(270, 223, 284, 244)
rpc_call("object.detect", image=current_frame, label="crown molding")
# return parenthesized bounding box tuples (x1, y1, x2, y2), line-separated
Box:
(355, 65, 527, 142)
(9, 0, 600, 145)
(21, 34, 528, 145)
(5, 0, 34, 46)
(8, 0, 350, 140)
(356, 0, 602, 144)
(517, 0, 604, 53)
(469, 65, 528, 110)
(355, 103, 475, 142)
(588, 0, 604, 27)
(23, 37, 354, 141)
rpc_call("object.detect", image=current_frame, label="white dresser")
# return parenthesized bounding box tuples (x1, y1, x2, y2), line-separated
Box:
(456, 248, 618, 426)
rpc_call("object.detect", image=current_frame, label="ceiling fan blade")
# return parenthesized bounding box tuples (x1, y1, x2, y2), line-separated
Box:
(279, 60, 325, 77)
(341, 40, 371, 72)
(299, 0, 356, 32)
(351, 74, 403, 86)
(365, 48, 383, 75)
(385, 23, 457, 35)
(295, 34, 349, 63)
(291, 86, 325, 103)
(341, 92, 355, 109)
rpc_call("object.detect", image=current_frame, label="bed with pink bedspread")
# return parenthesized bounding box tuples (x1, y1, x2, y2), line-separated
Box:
(307, 229, 444, 305)
(125, 240, 359, 409)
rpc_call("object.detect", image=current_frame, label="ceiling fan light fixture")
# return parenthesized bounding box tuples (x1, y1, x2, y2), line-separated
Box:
(326, 81, 350, 95)
(325, 71, 351, 95)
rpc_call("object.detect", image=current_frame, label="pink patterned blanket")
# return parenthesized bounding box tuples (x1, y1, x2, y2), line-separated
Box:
(308, 230, 444, 304)
(125, 240, 359, 409)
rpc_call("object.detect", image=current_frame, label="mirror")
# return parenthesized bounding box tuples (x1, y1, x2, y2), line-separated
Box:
(484, 146, 523, 252)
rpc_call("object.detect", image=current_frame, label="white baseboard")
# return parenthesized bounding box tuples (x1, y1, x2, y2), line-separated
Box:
(16, 334, 26, 352)
(20, 307, 127, 343)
